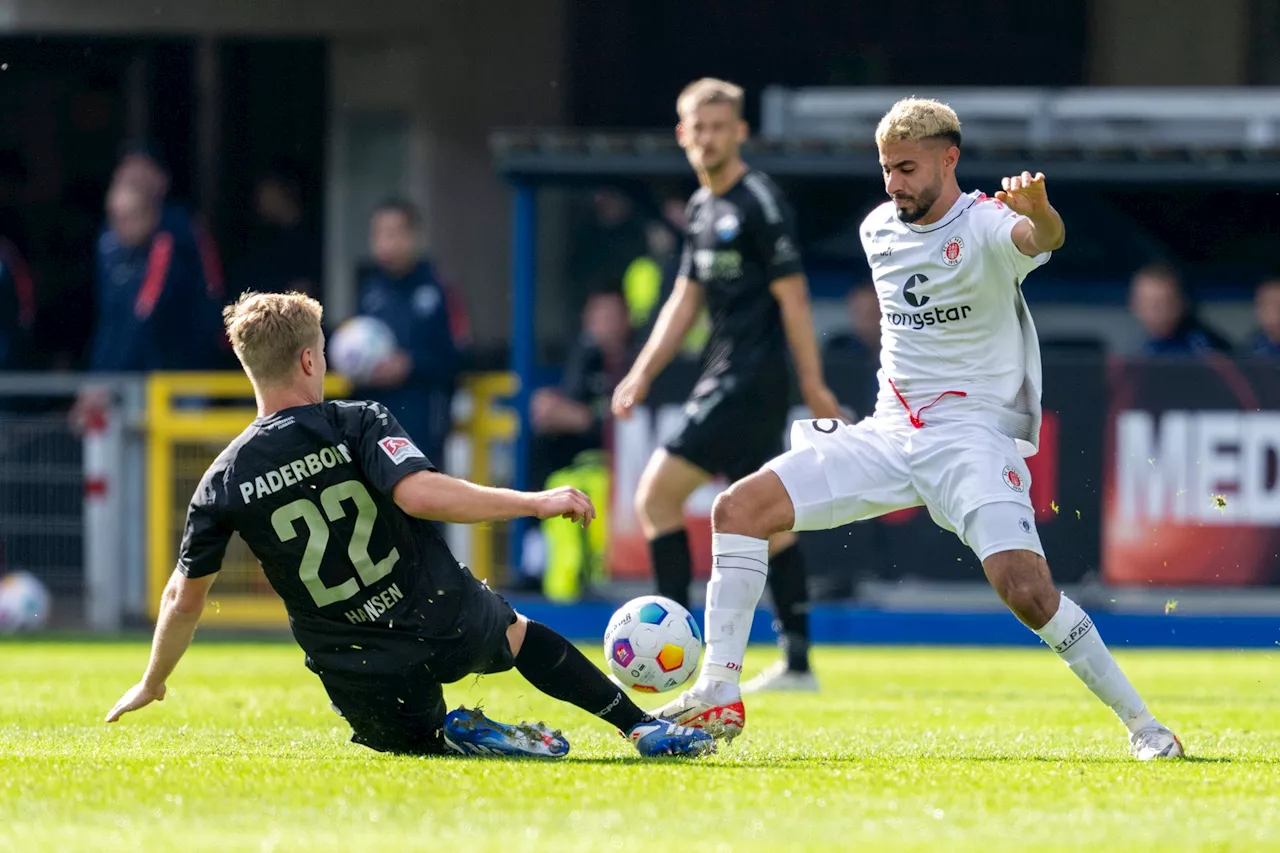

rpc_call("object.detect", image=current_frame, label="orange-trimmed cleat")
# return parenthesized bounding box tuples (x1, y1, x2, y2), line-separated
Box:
(649, 690, 746, 742)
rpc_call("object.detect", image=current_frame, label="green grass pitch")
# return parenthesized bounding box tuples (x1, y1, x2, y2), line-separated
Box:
(3, 640, 1278, 852)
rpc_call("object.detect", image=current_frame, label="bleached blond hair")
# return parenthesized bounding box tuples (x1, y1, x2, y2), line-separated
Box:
(875, 98, 962, 148)
(676, 77, 744, 120)
(223, 291, 324, 387)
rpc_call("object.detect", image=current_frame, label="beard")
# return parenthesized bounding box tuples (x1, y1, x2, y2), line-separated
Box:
(892, 183, 941, 223)
(689, 148, 729, 175)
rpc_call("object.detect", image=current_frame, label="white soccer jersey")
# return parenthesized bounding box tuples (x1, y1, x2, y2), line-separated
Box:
(860, 190, 1050, 456)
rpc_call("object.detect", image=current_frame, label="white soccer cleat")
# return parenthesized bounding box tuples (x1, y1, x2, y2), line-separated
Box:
(650, 689, 746, 742)
(1129, 724, 1185, 760)
(741, 661, 820, 695)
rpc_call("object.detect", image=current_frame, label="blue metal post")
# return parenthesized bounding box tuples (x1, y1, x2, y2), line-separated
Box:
(508, 182, 538, 574)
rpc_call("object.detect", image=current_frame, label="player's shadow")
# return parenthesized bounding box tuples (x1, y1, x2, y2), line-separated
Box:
(556, 753, 1242, 767)
(953, 754, 1238, 765)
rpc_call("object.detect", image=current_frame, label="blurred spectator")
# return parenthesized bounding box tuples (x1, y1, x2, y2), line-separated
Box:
(623, 194, 708, 356)
(355, 198, 470, 469)
(528, 289, 634, 491)
(1129, 263, 1231, 355)
(824, 282, 881, 359)
(571, 188, 648, 299)
(0, 150, 59, 371)
(0, 236, 35, 370)
(524, 289, 633, 599)
(0, 151, 32, 259)
(623, 196, 682, 330)
(1249, 278, 1280, 356)
(232, 163, 321, 298)
(111, 142, 226, 366)
(86, 182, 209, 372)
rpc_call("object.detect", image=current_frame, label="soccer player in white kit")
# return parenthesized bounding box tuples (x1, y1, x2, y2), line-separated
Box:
(654, 98, 1185, 761)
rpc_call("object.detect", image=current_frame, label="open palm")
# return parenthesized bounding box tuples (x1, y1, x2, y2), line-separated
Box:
(995, 171, 1049, 217)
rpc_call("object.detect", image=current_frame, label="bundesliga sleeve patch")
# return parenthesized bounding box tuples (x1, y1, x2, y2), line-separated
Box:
(378, 436, 425, 465)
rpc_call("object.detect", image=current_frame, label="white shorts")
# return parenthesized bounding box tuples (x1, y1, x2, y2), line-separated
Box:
(764, 414, 1044, 561)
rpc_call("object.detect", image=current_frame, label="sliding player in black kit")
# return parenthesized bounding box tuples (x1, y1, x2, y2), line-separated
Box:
(106, 291, 712, 758)
(613, 78, 845, 695)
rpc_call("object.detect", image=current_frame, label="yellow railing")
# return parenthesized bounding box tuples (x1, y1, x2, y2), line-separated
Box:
(453, 372, 520, 580)
(145, 371, 518, 627)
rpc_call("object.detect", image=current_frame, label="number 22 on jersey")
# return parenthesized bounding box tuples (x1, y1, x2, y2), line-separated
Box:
(270, 480, 399, 607)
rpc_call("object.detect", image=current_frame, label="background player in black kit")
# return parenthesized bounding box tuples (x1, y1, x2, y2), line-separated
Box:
(612, 79, 845, 693)
(106, 291, 713, 759)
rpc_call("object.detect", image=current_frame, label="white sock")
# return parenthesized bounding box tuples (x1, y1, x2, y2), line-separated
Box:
(1034, 593, 1156, 733)
(693, 533, 769, 702)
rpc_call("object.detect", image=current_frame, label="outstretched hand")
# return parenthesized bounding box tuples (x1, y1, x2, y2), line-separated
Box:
(994, 171, 1050, 217)
(530, 486, 596, 528)
(611, 371, 651, 421)
(105, 681, 166, 723)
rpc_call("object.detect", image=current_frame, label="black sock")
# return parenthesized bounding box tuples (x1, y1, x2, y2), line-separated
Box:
(767, 544, 811, 672)
(515, 621, 651, 733)
(650, 529, 692, 608)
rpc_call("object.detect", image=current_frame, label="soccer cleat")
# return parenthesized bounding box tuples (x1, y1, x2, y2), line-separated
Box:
(442, 707, 569, 758)
(650, 689, 746, 742)
(741, 661, 820, 695)
(1129, 724, 1185, 761)
(626, 719, 716, 757)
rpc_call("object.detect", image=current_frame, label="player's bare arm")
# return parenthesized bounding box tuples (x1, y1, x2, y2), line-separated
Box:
(105, 570, 216, 722)
(393, 470, 595, 527)
(769, 274, 845, 421)
(611, 275, 704, 419)
(996, 171, 1065, 256)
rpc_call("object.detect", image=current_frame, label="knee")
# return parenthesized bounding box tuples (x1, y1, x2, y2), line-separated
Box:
(985, 552, 1058, 628)
(1002, 578, 1053, 624)
(636, 471, 677, 525)
(712, 473, 794, 540)
(635, 480, 667, 524)
(505, 613, 529, 656)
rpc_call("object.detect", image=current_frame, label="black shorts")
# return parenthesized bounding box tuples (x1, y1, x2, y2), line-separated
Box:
(664, 371, 790, 483)
(322, 670, 450, 755)
(318, 574, 518, 755)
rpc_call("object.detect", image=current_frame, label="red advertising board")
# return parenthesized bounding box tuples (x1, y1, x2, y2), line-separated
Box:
(1102, 356, 1280, 586)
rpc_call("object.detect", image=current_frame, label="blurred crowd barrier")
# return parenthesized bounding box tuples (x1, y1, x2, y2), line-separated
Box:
(2, 356, 1276, 632)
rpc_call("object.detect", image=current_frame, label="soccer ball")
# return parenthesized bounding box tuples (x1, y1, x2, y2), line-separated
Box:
(603, 595, 703, 693)
(329, 316, 397, 384)
(0, 571, 51, 634)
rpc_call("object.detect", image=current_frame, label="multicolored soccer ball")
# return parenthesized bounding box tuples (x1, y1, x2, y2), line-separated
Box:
(603, 595, 703, 693)
(329, 315, 397, 384)
(0, 571, 51, 634)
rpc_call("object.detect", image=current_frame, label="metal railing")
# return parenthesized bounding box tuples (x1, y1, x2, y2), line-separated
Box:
(760, 86, 1280, 152)
(0, 374, 146, 630)
(0, 370, 519, 632)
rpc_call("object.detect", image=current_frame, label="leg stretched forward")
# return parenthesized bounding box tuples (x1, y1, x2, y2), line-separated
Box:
(967, 503, 1184, 760)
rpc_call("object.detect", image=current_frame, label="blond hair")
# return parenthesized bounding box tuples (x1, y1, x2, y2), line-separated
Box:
(875, 98, 962, 148)
(676, 77, 744, 120)
(223, 291, 324, 387)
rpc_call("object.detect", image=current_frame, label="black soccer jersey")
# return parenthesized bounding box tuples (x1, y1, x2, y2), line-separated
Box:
(677, 170, 804, 382)
(177, 400, 479, 676)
